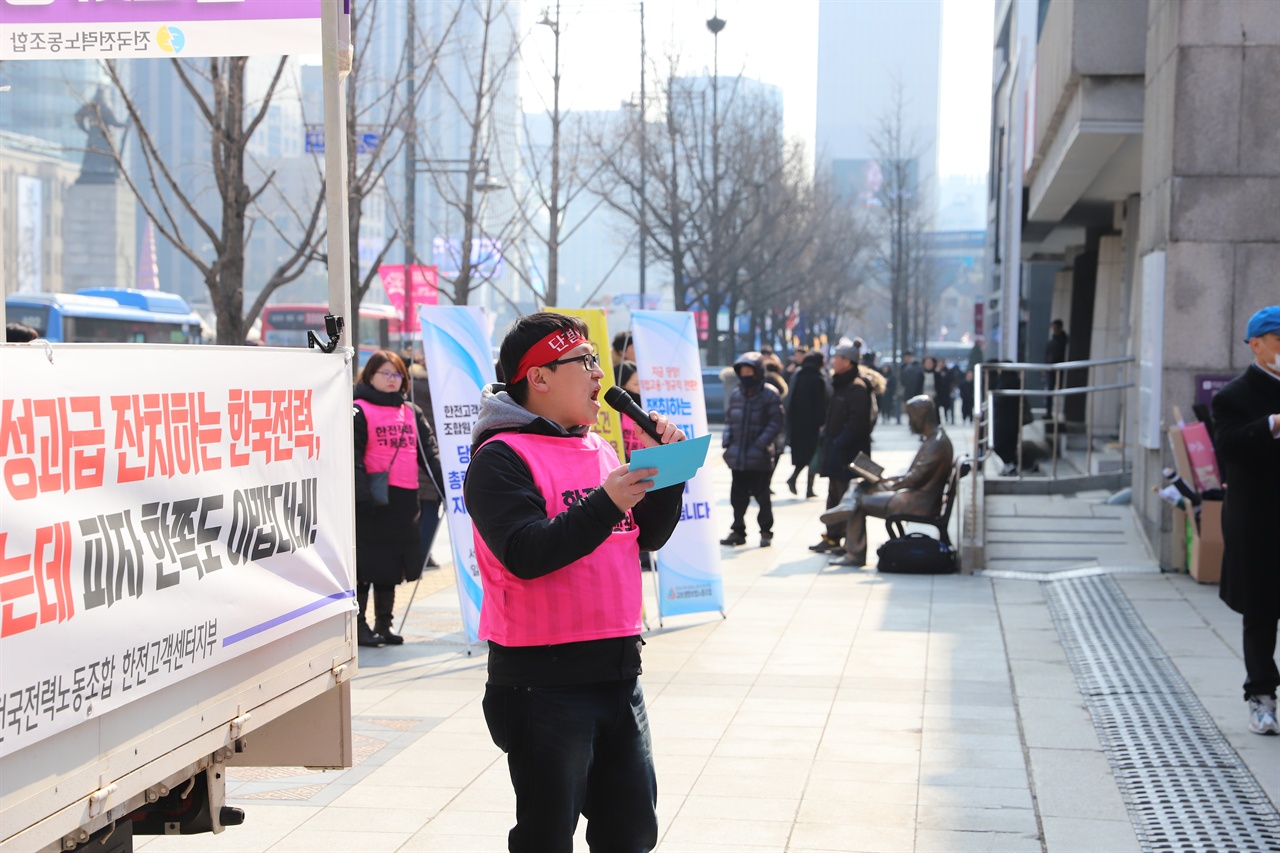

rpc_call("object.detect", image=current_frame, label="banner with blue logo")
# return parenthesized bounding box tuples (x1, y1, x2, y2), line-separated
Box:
(630, 311, 724, 620)
(0, 0, 323, 61)
(417, 306, 494, 645)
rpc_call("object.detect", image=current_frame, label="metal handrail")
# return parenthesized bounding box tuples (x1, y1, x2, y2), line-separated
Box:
(965, 356, 1136, 559)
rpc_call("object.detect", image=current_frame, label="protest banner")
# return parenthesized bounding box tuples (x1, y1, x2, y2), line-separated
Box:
(0, 345, 355, 757)
(630, 311, 724, 620)
(0, 0, 322, 61)
(549, 307, 626, 461)
(416, 306, 495, 645)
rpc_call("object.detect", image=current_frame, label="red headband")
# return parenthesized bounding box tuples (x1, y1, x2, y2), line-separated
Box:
(511, 327, 587, 384)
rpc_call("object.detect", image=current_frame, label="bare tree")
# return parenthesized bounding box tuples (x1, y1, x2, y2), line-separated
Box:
(97, 57, 324, 344)
(868, 81, 933, 360)
(418, 0, 525, 309)
(336, 1, 460, 330)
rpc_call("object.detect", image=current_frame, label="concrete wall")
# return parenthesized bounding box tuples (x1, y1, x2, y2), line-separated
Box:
(1132, 0, 1280, 566)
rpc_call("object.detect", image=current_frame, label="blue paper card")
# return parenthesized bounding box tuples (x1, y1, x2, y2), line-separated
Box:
(627, 434, 711, 490)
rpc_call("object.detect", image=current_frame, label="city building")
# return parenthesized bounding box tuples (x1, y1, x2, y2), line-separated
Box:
(983, 0, 1280, 566)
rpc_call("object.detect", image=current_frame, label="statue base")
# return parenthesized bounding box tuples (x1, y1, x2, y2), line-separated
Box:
(63, 179, 136, 291)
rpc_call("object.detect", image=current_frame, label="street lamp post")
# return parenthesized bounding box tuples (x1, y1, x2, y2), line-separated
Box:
(536, 2, 562, 307)
(638, 1, 647, 306)
(706, 11, 725, 358)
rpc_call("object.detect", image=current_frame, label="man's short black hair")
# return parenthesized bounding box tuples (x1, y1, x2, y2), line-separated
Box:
(612, 330, 633, 354)
(1051, 319, 1065, 330)
(500, 312, 590, 406)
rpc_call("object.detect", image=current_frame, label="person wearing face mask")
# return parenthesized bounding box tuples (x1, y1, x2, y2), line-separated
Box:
(352, 350, 443, 647)
(720, 352, 786, 547)
(1211, 305, 1280, 736)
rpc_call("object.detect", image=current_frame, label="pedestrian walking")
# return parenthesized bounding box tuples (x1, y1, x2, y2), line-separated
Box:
(1210, 305, 1280, 736)
(1044, 319, 1069, 421)
(720, 352, 786, 547)
(463, 312, 686, 850)
(785, 351, 828, 498)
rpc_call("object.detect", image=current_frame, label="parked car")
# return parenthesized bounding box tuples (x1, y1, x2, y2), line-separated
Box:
(703, 366, 728, 423)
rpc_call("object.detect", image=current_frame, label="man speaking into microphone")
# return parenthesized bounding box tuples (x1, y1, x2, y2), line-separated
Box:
(463, 312, 686, 852)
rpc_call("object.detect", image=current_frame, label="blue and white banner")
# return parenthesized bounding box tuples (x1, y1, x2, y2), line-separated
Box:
(630, 311, 724, 619)
(417, 306, 494, 645)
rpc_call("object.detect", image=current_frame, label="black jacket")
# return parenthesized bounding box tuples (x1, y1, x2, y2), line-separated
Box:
(464, 386, 684, 686)
(820, 367, 873, 478)
(1211, 364, 1280, 616)
(900, 362, 925, 399)
(723, 360, 786, 472)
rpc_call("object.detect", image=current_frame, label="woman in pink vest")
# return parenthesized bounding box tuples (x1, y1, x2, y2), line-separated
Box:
(464, 313, 686, 852)
(353, 350, 443, 647)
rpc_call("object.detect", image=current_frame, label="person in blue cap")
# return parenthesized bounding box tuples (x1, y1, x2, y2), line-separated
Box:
(1211, 305, 1280, 735)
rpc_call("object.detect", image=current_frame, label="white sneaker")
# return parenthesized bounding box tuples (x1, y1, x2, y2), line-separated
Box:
(1247, 695, 1280, 735)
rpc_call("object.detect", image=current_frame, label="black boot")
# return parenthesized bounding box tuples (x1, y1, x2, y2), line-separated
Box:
(805, 471, 818, 499)
(358, 620, 384, 647)
(373, 585, 403, 645)
(356, 584, 383, 647)
(786, 471, 799, 495)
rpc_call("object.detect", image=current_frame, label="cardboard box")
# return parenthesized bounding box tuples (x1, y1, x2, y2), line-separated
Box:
(1189, 498, 1223, 584)
(1167, 425, 1223, 583)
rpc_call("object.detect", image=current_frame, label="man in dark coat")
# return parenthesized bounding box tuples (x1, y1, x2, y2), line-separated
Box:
(1211, 305, 1280, 736)
(1044, 319, 1069, 421)
(785, 351, 828, 498)
(809, 343, 874, 553)
(898, 350, 925, 426)
(720, 352, 786, 547)
(821, 396, 953, 567)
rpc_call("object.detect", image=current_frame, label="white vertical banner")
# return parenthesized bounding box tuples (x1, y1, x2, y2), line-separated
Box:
(630, 311, 724, 620)
(417, 306, 494, 644)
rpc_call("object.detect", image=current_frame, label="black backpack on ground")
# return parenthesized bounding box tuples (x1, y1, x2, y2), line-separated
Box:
(877, 532, 957, 574)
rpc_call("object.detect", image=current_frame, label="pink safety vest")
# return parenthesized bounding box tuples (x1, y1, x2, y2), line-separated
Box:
(354, 399, 418, 490)
(474, 431, 642, 646)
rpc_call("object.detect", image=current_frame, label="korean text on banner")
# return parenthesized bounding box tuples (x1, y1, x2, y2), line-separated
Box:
(630, 311, 724, 618)
(417, 306, 495, 644)
(548, 307, 626, 462)
(0, 345, 355, 757)
(1, 0, 323, 61)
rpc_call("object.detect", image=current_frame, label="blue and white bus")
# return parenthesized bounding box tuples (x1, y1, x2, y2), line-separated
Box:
(5, 288, 206, 344)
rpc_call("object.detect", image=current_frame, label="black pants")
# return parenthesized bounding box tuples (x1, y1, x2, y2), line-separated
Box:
(483, 680, 657, 853)
(729, 469, 773, 536)
(825, 475, 850, 541)
(357, 583, 397, 631)
(1242, 611, 1280, 699)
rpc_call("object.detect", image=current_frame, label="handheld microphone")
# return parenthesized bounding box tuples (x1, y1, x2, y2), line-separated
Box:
(603, 386, 664, 443)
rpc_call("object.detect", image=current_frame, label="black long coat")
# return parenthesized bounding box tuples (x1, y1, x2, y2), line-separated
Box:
(787, 364, 828, 466)
(1211, 365, 1280, 617)
(353, 385, 441, 586)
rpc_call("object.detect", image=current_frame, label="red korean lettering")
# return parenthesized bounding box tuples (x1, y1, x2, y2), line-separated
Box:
(290, 389, 319, 458)
(68, 396, 105, 491)
(227, 390, 250, 467)
(270, 390, 294, 462)
(110, 395, 146, 483)
(1, 399, 37, 501)
(0, 532, 37, 637)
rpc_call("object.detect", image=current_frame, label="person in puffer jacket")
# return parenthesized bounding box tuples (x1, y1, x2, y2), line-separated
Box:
(720, 351, 786, 548)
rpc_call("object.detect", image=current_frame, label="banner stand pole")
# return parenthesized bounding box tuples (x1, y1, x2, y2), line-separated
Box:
(651, 548, 664, 628)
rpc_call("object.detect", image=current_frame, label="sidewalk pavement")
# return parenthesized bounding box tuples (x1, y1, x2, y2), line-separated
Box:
(138, 422, 1278, 852)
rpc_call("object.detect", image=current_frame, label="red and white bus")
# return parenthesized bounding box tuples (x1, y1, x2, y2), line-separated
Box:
(260, 303, 406, 365)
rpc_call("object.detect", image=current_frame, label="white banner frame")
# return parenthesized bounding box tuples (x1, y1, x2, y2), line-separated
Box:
(630, 311, 724, 623)
(0, 344, 355, 757)
(417, 305, 494, 647)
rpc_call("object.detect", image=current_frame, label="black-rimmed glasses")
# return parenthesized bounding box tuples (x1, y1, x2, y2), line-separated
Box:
(543, 353, 601, 372)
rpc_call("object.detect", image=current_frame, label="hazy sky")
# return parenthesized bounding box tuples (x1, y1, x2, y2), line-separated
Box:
(519, 0, 995, 178)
